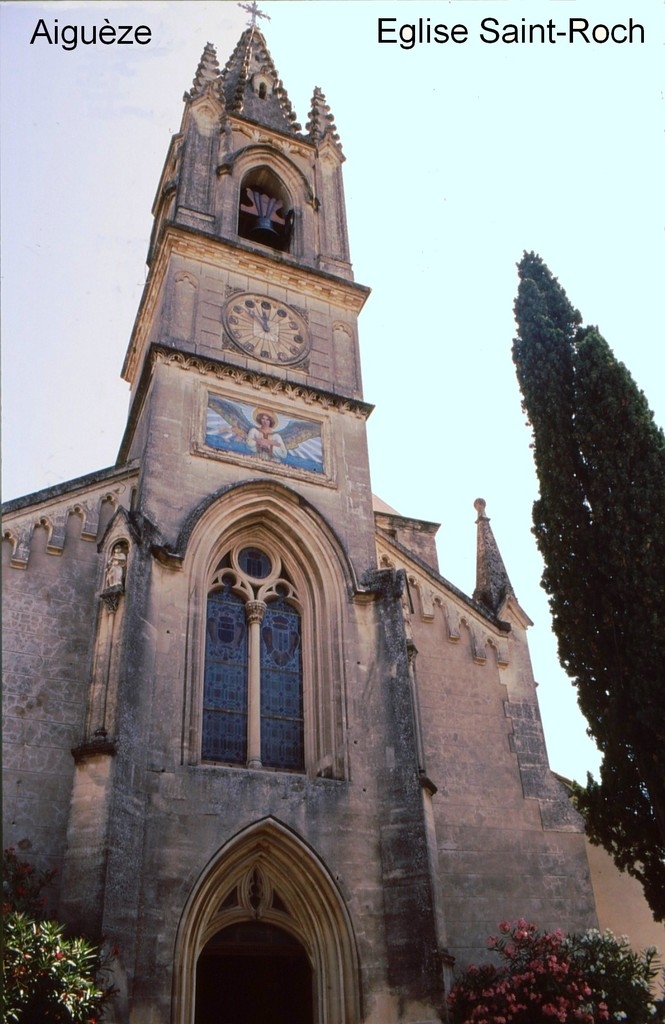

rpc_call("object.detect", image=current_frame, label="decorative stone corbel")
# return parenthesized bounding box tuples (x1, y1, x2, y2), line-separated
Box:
(7, 529, 30, 569)
(444, 603, 462, 643)
(46, 514, 67, 555)
(100, 588, 123, 614)
(469, 627, 487, 665)
(71, 729, 117, 763)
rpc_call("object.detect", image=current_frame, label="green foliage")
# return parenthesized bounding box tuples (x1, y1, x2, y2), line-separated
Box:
(2, 914, 113, 1024)
(512, 253, 665, 921)
(2, 849, 114, 1024)
(448, 920, 665, 1024)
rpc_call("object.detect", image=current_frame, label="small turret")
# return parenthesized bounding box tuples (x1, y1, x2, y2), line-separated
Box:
(187, 41, 224, 103)
(306, 87, 343, 154)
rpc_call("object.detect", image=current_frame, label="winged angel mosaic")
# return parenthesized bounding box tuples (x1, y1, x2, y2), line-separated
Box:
(206, 395, 324, 474)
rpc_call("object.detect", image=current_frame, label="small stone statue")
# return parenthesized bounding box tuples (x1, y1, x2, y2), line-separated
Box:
(104, 543, 127, 591)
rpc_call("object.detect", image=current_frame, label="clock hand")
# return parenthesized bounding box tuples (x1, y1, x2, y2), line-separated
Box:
(244, 306, 271, 333)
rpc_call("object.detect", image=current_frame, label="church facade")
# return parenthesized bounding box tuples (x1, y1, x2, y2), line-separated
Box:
(2, 26, 598, 1024)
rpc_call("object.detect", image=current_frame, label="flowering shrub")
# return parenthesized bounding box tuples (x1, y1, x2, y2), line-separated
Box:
(3, 846, 57, 919)
(448, 920, 665, 1024)
(3, 914, 114, 1024)
(2, 848, 114, 1023)
(565, 929, 663, 1024)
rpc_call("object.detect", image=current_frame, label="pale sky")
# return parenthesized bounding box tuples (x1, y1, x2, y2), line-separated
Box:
(2, 0, 663, 784)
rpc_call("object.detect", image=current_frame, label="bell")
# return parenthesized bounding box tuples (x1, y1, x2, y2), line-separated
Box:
(250, 215, 280, 243)
(241, 188, 285, 245)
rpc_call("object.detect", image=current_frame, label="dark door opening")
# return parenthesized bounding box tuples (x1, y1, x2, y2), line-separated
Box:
(195, 921, 314, 1024)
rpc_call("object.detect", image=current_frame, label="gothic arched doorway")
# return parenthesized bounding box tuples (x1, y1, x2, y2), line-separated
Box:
(194, 921, 313, 1024)
(173, 818, 360, 1024)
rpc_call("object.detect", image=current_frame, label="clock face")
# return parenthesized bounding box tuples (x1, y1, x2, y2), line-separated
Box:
(222, 293, 310, 366)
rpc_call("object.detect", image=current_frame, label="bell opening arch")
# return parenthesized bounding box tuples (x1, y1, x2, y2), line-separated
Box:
(219, 145, 316, 258)
(237, 164, 294, 252)
(173, 817, 361, 1024)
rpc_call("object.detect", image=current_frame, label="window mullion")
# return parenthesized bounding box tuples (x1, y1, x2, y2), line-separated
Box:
(245, 600, 266, 769)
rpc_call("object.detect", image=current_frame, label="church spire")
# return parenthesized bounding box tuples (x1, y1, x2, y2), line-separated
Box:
(473, 498, 514, 614)
(220, 27, 302, 136)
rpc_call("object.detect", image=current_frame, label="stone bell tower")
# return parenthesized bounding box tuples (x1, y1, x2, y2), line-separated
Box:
(118, 26, 376, 579)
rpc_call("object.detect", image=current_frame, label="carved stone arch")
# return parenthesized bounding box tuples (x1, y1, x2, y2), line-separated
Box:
(97, 493, 120, 540)
(407, 574, 436, 621)
(27, 515, 54, 561)
(188, 92, 224, 137)
(332, 320, 352, 340)
(181, 482, 355, 778)
(63, 503, 89, 546)
(225, 145, 314, 206)
(486, 634, 510, 669)
(4, 524, 31, 569)
(36, 514, 54, 542)
(2, 528, 18, 564)
(250, 68, 275, 100)
(221, 146, 315, 255)
(460, 615, 487, 665)
(173, 817, 360, 1024)
(440, 599, 461, 643)
(98, 511, 134, 573)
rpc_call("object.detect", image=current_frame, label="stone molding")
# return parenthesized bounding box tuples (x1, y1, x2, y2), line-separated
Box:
(2, 471, 137, 570)
(156, 346, 372, 417)
(216, 141, 316, 201)
(71, 733, 117, 764)
(122, 224, 370, 385)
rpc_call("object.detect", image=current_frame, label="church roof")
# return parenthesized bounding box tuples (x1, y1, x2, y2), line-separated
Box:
(372, 494, 401, 515)
(219, 27, 302, 136)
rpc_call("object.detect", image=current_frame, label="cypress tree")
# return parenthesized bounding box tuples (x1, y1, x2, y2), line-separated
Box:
(512, 252, 665, 921)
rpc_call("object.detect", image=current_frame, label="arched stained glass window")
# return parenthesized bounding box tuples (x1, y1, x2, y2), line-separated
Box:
(260, 594, 304, 770)
(203, 586, 248, 763)
(202, 553, 304, 772)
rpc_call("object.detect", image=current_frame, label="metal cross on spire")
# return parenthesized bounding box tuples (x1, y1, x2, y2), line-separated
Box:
(238, 2, 271, 28)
